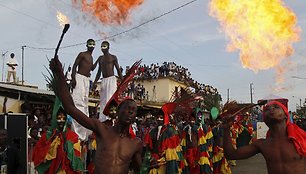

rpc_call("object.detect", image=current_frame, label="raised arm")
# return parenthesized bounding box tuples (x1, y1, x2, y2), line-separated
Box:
(222, 119, 260, 160)
(114, 56, 123, 81)
(71, 53, 82, 89)
(50, 56, 99, 133)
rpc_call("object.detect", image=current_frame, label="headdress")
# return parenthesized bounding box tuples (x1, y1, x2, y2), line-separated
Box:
(161, 103, 177, 125)
(103, 59, 142, 116)
(168, 87, 202, 122)
(219, 100, 241, 118)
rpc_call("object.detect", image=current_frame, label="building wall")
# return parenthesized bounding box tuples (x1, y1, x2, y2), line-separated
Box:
(0, 96, 22, 113)
(136, 78, 187, 103)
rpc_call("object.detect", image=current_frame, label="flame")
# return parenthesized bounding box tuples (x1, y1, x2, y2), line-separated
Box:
(72, 0, 143, 25)
(209, 0, 301, 72)
(56, 11, 69, 27)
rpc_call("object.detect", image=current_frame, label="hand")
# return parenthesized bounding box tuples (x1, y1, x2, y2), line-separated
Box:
(49, 55, 63, 74)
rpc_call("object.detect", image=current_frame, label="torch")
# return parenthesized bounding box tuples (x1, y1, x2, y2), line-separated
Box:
(218, 100, 268, 127)
(54, 24, 70, 58)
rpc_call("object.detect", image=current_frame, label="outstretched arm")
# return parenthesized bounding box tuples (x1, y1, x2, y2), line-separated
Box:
(49, 56, 99, 133)
(223, 118, 260, 160)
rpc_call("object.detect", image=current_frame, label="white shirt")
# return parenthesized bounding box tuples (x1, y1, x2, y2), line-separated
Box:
(132, 122, 138, 134)
(66, 71, 72, 82)
(7, 58, 18, 72)
(157, 125, 162, 140)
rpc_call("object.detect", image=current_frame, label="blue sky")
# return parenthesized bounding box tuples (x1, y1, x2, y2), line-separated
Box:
(0, 0, 306, 111)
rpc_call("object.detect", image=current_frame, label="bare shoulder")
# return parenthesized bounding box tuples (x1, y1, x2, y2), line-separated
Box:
(75, 52, 86, 59)
(92, 119, 109, 135)
(132, 137, 143, 149)
(98, 55, 104, 62)
(111, 54, 117, 60)
(78, 51, 86, 57)
(98, 120, 110, 129)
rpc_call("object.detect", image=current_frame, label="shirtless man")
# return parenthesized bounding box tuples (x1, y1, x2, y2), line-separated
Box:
(70, 39, 98, 141)
(49, 56, 142, 174)
(222, 101, 305, 174)
(92, 41, 123, 122)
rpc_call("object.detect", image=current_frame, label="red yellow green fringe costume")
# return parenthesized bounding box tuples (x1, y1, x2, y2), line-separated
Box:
(32, 97, 83, 174)
(211, 126, 231, 174)
(144, 124, 182, 174)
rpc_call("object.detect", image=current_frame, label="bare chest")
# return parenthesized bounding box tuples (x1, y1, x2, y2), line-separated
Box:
(96, 131, 136, 163)
(80, 55, 93, 66)
(260, 139, 303, 164)
(101, 56, 115, 65)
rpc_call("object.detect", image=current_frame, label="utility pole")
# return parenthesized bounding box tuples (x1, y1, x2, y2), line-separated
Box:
(250, 83, 254, 104)
(21, 45, 26, 85)
(2, 51, 8, 82)
(227, 88, 230, 102)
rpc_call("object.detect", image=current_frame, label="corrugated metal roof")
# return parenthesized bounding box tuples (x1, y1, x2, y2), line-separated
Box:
(0, 83, 54, 96)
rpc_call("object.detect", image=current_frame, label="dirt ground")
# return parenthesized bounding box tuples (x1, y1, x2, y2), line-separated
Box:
(230, 153, 268, 174)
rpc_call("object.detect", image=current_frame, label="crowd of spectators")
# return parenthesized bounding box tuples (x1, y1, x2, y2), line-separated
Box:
(21, 103, 52, 147)
(293, 113, 306, 131)
(73, 61, 219, 103)
(125, 82, 148, 101)
(134, 62, 191, 82)
(132, 61, 219, 98)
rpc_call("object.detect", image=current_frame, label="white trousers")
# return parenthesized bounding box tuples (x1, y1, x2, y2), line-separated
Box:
(99, 76, 117, 122)
(71, 73, 92, 141)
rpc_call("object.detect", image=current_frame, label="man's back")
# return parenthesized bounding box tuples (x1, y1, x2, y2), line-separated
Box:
(255, 138, 305, 174)
(94, 123, 142, 174)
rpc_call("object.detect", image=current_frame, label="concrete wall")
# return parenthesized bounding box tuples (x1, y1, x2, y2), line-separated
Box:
(0, 96, 22, 113)
(136, 78, 187, 103)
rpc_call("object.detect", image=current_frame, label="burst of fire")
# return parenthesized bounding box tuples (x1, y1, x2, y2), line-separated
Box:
(56, 11, 69, 27)
(72, 0, 143, 25)
(209, 0, 301, 73)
